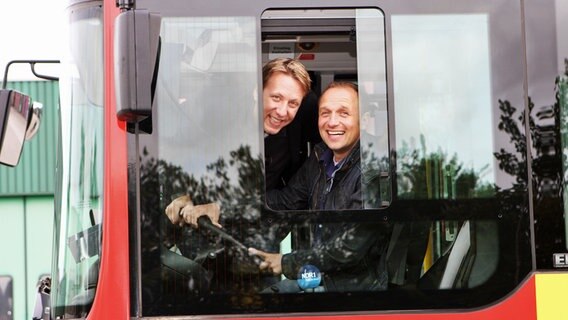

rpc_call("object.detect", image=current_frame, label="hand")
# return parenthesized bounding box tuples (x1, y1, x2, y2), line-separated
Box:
(181, 202, 222, 229)
(164, 195, 193, 226)
(164, 195, 222, 229)
(248, 248, 282, 275)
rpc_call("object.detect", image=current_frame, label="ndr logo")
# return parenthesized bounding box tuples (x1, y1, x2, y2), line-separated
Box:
(297, 265, 321, 290)
(301, 271, 319, 279)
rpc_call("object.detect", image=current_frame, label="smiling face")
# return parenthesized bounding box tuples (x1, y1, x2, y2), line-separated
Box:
(318, 86, 360, 161)
(262, 72, 305, 135)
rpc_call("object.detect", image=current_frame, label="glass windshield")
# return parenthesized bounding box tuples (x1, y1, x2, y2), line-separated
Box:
(136, 15, 262, 315)
(51, 3, 103, 318)
(393, 14, 495, 199)
(133, 1, 531, 317)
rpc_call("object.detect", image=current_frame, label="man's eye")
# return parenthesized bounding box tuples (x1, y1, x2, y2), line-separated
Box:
(272, 96, 281, 102)
(289, 102, 300, 109)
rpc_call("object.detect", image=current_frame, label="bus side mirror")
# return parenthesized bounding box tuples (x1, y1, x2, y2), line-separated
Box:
(0, 89, 42, 167)
(114, 9, 161, 124)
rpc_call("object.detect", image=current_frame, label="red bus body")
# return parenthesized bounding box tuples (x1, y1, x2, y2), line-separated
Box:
(45, 0, 568, 318)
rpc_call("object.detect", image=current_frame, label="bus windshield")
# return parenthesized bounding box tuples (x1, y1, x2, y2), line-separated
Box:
(51, 2, 104, 318)
(130, 2, 531, 316)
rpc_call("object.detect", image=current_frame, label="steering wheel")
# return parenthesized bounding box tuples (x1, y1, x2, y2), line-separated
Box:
(159, 215, 266, 297)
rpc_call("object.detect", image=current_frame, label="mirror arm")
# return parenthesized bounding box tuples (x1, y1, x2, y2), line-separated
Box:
(2, 60, 60, 89)
(30, 62, 59, 81)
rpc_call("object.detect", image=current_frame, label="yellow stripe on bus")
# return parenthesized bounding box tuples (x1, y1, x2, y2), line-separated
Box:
(536, 272, 568, 320)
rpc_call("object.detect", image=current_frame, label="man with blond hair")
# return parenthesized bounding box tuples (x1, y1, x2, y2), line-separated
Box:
(165, 58, 316, 229)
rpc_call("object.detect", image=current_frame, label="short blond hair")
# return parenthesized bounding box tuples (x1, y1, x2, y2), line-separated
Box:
(263, 58, 311, 96)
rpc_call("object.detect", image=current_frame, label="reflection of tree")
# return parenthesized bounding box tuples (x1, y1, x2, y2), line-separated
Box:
(138, 143, 268, 278)
(490, 97, 533, 280)
(136, 144, 267, 301)
(396, 134, 493, 199)
(390, 60, 567, 270)
(493, 98, 533, 193)
(532, 60, 567, 267)
(491, 59, 567, 268)
(498, 59, 568, 196)
(159, 145, 263, 213)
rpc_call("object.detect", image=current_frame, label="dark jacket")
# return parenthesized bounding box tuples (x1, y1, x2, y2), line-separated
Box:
(264, 91, 321, 191)
(266, 141, 389, 291)
(264, 127, 299, 190)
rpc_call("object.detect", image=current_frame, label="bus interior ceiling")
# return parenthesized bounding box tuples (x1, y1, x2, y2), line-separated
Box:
(261, 9, 358, 92)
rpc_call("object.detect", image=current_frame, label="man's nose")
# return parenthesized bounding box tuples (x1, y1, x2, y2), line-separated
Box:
(275, 102, 288, 116)
(328, 113, 340, 126)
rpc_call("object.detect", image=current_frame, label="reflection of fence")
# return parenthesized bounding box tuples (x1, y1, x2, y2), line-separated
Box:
(0, 276, 13, 320)
(397, 137, 491, 200)
(424, 155, 457, 199)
